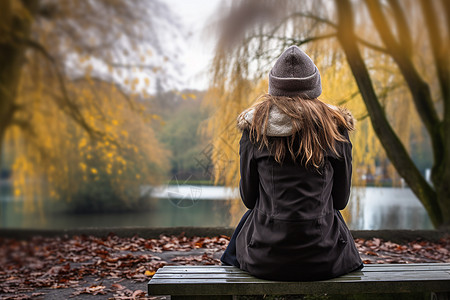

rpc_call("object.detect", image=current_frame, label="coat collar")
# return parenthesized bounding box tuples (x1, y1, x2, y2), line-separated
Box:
(237, 102, 355, 137)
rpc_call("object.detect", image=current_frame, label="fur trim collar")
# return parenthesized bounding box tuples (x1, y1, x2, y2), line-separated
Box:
(237, 103, 355, 136)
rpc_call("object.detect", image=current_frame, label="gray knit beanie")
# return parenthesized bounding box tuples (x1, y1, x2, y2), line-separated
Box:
(268, 46, 322, 99)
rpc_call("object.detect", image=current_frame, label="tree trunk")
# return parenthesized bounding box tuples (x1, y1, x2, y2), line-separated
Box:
(436, 190, 450, 228)
(427, 0, 450, 229)
(432, 162, 450, 229)
(0, 0, 39, 171)
(0, 127, 5, 174)
(0, 99, 14, 173)
(335, 0, 444, 227)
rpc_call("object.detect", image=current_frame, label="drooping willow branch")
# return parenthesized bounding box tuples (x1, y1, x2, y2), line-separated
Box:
(23, 38, 114, 143)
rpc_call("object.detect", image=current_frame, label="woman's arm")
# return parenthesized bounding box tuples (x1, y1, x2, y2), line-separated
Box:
(239, 130, 259, 209)
(329, 129, 353, 210)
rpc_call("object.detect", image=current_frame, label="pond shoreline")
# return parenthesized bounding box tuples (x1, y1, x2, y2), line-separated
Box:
(1, 227, 448, 243)
(2, 186, 434, 230)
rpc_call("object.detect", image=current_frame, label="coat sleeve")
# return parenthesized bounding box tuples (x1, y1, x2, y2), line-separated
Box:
(329, 129, 353, 210)
(239, 130, 259, 209)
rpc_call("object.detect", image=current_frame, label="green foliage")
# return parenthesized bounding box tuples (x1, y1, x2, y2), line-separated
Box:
(152, 90, 212, 180)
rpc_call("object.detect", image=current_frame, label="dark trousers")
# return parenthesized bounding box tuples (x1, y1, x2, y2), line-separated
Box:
(220, 209, 252, 267)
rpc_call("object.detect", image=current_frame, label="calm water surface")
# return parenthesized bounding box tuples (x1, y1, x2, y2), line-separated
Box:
(0, 184, 433, 230)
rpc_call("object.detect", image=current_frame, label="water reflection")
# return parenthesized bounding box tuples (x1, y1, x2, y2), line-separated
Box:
(347, 187, 433, 230)
(0, 184, 433, 230)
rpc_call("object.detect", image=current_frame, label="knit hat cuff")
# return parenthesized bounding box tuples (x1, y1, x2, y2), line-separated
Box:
(269, 66, 322, 99)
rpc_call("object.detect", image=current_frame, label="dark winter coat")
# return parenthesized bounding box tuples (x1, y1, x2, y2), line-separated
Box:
(233, 105, 363, 281)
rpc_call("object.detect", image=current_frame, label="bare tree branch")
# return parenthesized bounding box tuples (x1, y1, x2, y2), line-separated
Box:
(290, 33, 337, 46)
(86, 77, 138, 112)
(388, 0, 413, 56)
(107, 62, 159, 70)
(244, 33, 337, 51)
(365, 0, 443, 165)
(441, 0, 450, 37)
(288, 12, 338, 29)
(420, 0, 450, 111)
(355, 37, 389, 53)
(422, 0, 450, 213)
(23, 38, 104, 140)
(357, 113, 369, 121)
(280, 9, 389, 54)
(336, 90, 361, 106)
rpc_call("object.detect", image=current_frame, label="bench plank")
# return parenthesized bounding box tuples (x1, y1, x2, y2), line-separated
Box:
(148, 263, 450, 297)
(158, 264, 450, 272)
(153, 272, 450, 281)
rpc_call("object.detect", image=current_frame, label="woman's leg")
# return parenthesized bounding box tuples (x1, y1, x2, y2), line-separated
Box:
(220, 209, 252, 267)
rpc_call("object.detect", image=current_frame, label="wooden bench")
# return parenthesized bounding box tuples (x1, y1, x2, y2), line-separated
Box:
(148, 263, 450, 299)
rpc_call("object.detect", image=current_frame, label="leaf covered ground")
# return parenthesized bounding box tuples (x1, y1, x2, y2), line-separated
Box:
(0, 233, 449, 299)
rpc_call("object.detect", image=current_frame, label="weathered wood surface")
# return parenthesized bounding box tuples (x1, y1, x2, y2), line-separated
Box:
(148, 263, 450, 296)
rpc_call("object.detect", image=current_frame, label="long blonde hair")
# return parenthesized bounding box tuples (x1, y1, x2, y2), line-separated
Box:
(248, 94, 354, 169)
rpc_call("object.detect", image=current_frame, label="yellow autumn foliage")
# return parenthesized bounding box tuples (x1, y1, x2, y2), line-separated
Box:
(0, 0, 178, 213)
(5, 65, 169, 213)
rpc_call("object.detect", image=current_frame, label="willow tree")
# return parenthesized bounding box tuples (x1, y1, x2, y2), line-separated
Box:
(0, 0, 175, 211)
(207, 0, 449, 228)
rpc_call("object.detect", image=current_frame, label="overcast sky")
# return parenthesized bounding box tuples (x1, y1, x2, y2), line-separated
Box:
(163, 0, 223, 91)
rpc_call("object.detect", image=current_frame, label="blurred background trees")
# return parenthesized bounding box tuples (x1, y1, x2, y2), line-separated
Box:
(152, 89, 211, 182)
(0, 0, 446, 230)
(0, 0, 177, 212)
(206, 0, 449, 228)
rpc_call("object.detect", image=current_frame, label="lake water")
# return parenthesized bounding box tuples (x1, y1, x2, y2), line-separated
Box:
(0, 184, 434, 230)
